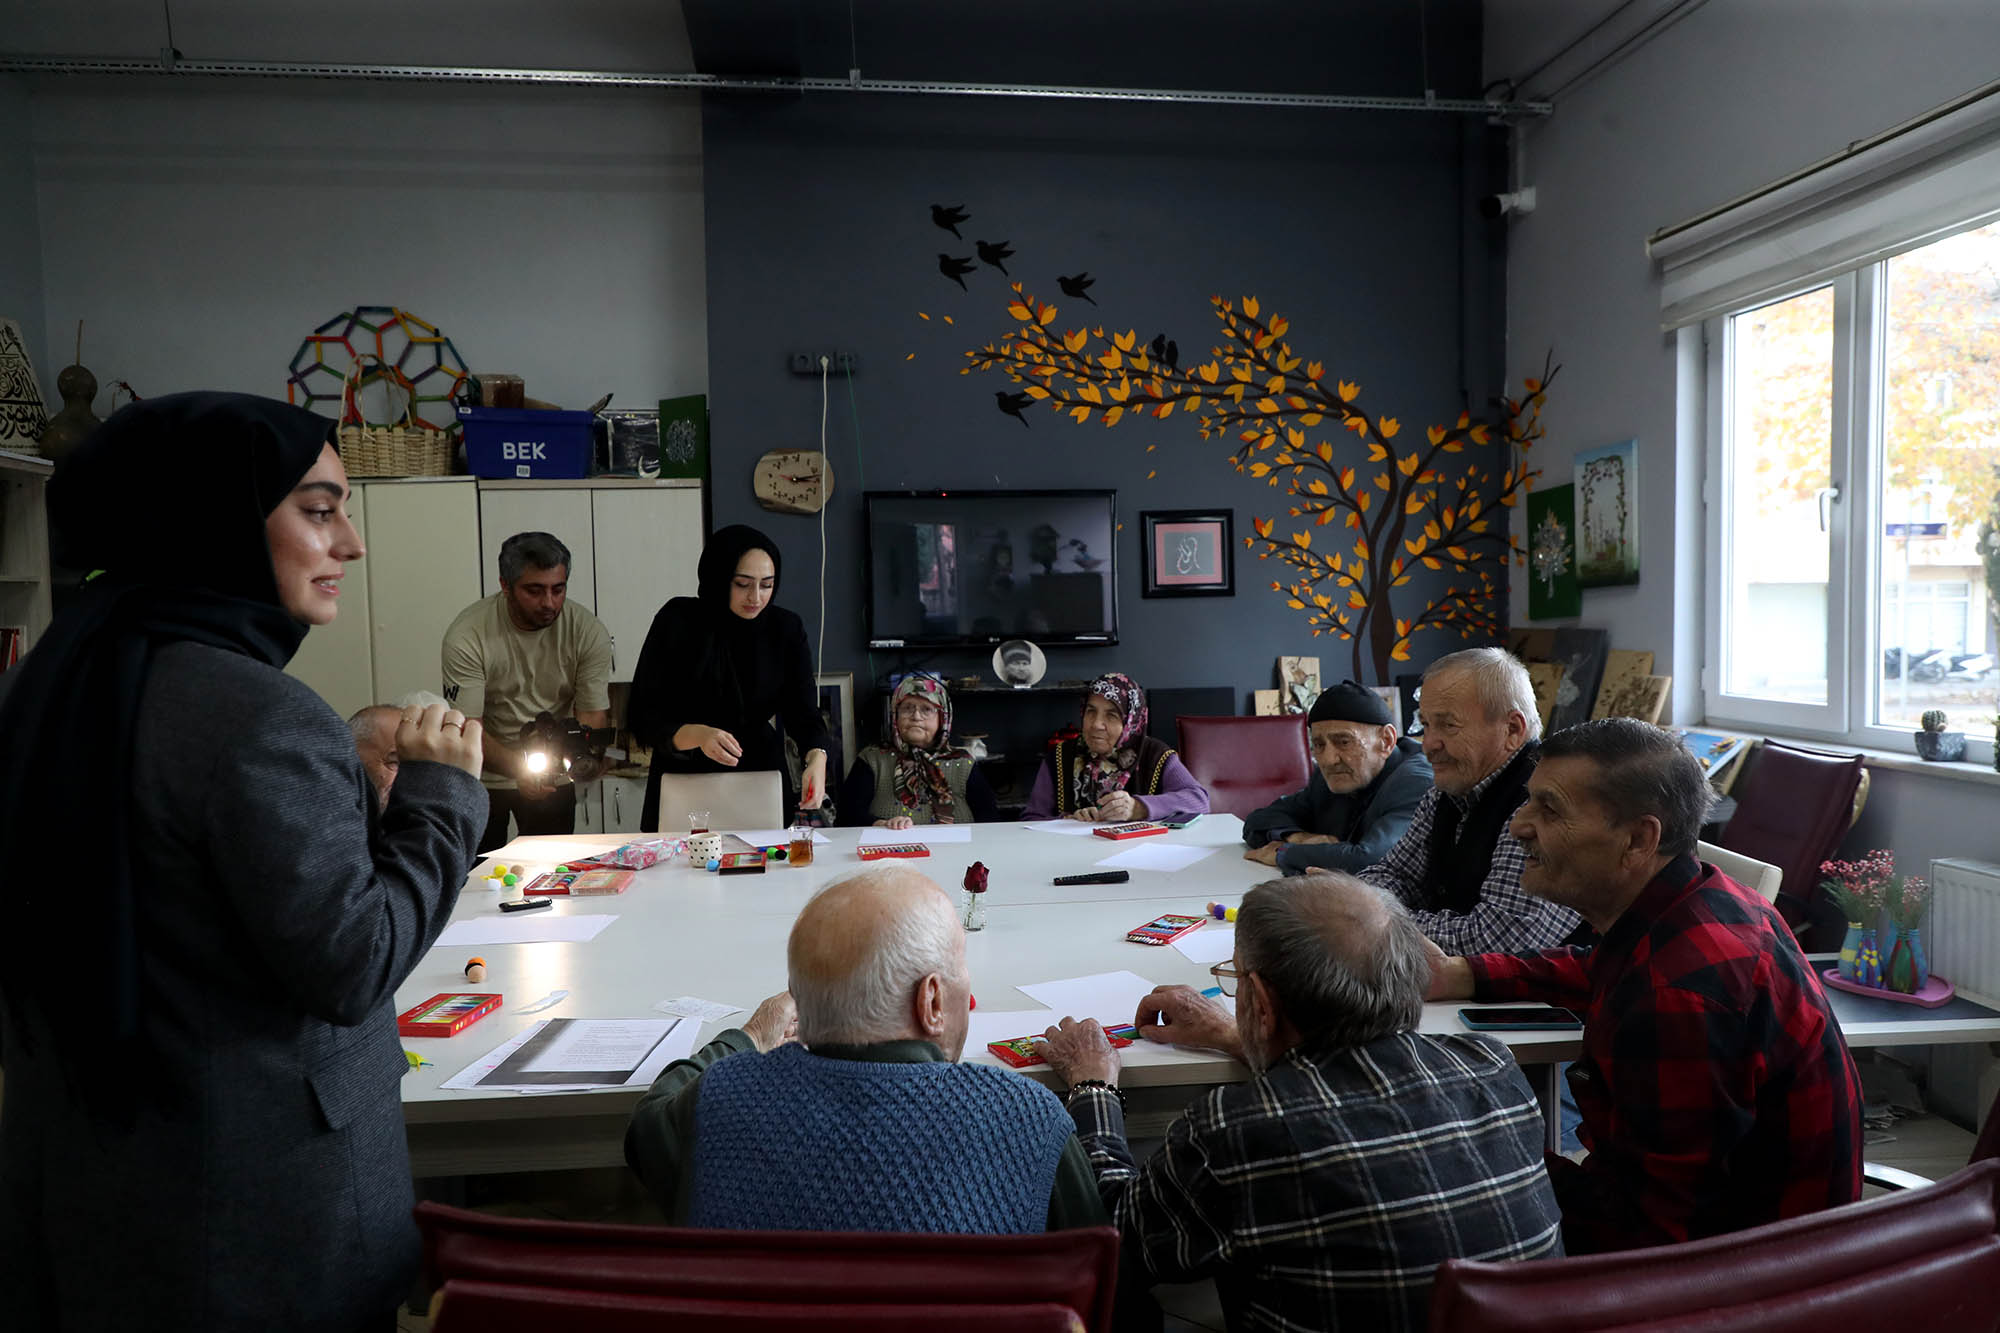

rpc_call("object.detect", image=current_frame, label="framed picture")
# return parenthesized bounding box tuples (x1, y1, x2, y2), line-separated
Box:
(656, 393, 709, 481)
(1367, 685, 1403, 732)
(1277, 655, 1320, 715)
(1141, 509, 1234, 598)
(0, 317, 50, 451)
(1574, 440, 1639, 587)
(1525, 483, 1582, 619)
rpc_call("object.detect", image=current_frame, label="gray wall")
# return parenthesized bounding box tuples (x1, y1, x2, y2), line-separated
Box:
(700, 80, 1506, 704)
(0, 74, 47, 398)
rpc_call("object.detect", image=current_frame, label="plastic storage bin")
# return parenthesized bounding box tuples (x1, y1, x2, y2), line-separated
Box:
(460, 407, 595, 479)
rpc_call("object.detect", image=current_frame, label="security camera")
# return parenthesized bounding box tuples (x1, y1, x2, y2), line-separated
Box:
(1479, 187, 1537, 220)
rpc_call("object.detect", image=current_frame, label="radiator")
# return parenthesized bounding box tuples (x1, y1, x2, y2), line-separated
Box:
(1927, 859, 2000, 1132)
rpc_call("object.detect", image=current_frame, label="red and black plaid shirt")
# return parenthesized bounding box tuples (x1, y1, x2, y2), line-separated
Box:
(1466, 854, 1863, 1254)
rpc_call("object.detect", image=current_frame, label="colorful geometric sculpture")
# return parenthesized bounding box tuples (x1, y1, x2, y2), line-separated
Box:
(285, 306, 470, 432)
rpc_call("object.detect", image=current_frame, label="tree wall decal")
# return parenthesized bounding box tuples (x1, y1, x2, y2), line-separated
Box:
(963, 284, 1558, 680)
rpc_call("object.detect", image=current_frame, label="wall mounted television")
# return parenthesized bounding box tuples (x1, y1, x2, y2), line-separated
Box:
(864, 489, 1118, 648)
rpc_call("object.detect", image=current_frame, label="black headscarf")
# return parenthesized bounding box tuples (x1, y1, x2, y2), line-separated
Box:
(697, 523, 784, 613)
(0, 392, 335, 1112)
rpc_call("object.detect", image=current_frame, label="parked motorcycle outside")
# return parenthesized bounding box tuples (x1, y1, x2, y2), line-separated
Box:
(1946, 652, 1994, 683)
(1907, 648, 1948, 683)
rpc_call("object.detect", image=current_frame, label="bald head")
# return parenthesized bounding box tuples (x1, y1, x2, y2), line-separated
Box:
(1235, 872, 1427, 1052)
(348, 704, 402, 812)
(788, 865, 970, 1055)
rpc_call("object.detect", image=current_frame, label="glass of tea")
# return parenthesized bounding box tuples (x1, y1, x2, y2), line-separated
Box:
(687, 810, 711, 836)
(788, 817, 815, 867)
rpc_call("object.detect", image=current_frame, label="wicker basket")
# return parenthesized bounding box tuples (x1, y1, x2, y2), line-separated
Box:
(337, 355, 455, 477)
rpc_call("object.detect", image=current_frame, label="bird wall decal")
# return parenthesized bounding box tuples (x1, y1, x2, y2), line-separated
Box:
(931, 204, 970, 239)
(938, 253, 978, 291)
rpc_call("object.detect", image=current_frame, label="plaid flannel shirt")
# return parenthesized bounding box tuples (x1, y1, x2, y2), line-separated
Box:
(1068, 1031, 1563, 1332)
(1359, 754, 1579, 952)
(1467, 855, 1864, 1254)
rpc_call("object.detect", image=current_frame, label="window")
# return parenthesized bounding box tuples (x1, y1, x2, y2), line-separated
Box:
(1706, 218, 2000, 759)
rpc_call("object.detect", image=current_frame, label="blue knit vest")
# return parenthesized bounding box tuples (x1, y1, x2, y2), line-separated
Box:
(689, 1043, 1075, 1234)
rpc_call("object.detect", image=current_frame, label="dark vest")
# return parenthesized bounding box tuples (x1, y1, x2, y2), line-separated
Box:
(1050, 735, 1177, 815)
(1425, 743, 1539, 914)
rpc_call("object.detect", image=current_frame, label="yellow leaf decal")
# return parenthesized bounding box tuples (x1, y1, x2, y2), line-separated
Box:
(1378, 417, 1401, 439)
(1038, 303, 1058, 324)
(905, 352, 916, 361)
(1070, 406, 1092, 423)
(1199, 364, 1220, 384)
(1471, 425, 1491, 444)
(1097, 349, 1122, 370)
(1243, 296, 1260, 319)
(1287, 598, 1305, 610)
(1147, 469, 1155, 478)
(1398, 453, 1421, 477)
(1318, 442, 1335, 463)
(1348, 591, 1366, 609)
(1306, 360, 1324, 381)
(1253, 517, 1275, 538)
(1008, 302, 1034, 321)
(1077, 382, 1103, 405)
(1338, 380, 1361, 402)
(1063, 328, 1088, 353)
(1405, 537, 1425, 555)
(1307, 478, 1328, 496)
(1249, 463, 1270, 477)
(1424, 520, 1441, 540)
(1104, 406, 1125, 427)
(1265, 375, 1285, 394)
(1154, 404, 1173, 419)
(1269, 316, 1289, 337)
(1428, 425, 1446, 446)
(1423, 556, 1441, 570)
(1337, 466, 1356, 490)
(1374, 472, 1391, 490)
(1356, 491, 1371, 512)
(1257, 398, 1279, 414)
(1286, 426, 1306, 448)
(1391, 641, 1411, 662)
(1114, 329, 1136, 352)
(1231, 364, 1254, 383)
(943, 315, 954, 325)
(1024, 385, 1049, 400)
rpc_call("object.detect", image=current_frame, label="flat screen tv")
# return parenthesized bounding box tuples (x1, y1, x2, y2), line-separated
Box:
(864, 489, 1118, 648)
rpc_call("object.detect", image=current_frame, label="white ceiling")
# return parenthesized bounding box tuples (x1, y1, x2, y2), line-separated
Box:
(0, 0, 694, 70)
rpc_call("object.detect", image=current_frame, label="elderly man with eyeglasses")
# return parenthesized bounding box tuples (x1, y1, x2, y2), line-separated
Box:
(1039, 873, 1562, 1332)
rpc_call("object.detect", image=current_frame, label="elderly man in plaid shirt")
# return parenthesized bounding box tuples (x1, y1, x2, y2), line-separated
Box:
(1426, 718, 1864, 1254)
(1039, 874, 1563, 1331)
(1360, 647, 1580, 953)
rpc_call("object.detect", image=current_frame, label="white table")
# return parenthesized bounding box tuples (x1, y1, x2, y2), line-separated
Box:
(397, 820, 2000, 1175)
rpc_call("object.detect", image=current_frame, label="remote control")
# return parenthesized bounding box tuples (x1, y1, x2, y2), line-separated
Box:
(1052, 871, 1131, 885)
(499, 897, 552, 913)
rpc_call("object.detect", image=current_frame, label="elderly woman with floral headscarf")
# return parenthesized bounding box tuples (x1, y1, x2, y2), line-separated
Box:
(838, 672, 998, 827)
(1021, 672, 1211, 823)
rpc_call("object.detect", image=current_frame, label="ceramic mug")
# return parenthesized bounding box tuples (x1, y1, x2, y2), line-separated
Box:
(687, 832, 724, 863)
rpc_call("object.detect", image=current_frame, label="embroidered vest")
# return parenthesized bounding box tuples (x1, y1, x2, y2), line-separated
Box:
(1424, 743, 1539, 915)
(1050, 735, 1176, 815)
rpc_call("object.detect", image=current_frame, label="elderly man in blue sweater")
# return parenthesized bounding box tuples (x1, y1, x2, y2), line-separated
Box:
(1242, 680, 1432, 875)
(624, 864, 1107, 1232)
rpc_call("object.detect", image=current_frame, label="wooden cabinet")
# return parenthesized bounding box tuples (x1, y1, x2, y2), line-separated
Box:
(286, 477, 482, 720)
(603, 774, 647, 833)
(476, 479, 702, 680)
(0, 448, 54, 667)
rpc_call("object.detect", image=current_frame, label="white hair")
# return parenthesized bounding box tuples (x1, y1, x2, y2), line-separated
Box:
(790, 867, 963, 1047)
(1423, 647, 1542, 741)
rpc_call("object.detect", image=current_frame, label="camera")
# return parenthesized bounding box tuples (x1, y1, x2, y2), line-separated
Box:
(520, 710, 617, 784)
(1479, 187, 1537, 220)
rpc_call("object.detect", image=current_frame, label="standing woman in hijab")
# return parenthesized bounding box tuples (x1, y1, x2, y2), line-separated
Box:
(837, 672, 998, 827)
(1020, 672, 1211, 822)
(0, 394, 489, 1331)
(628, 525, 829, 831)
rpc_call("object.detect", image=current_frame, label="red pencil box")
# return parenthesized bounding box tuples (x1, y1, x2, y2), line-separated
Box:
(1092, 821, 1170, 840)
(523, 868, 634, 896)
(858, 842, 931, 860)
(988, 1024, 1139, 1068)
(1126, 913, 1205, 946)
(397, 992, 501, 1038)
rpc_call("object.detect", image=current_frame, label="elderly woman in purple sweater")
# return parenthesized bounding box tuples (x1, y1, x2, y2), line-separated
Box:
(1021, 673, 1212, 822)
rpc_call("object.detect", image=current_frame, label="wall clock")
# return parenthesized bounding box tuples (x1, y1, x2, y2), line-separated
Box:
(752, 448, 833, 514)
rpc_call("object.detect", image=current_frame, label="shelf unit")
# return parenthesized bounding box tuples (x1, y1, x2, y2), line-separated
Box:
(0, 448, 53, 667)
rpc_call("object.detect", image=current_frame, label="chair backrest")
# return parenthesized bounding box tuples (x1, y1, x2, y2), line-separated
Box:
(1175, 714, 1311, 818)
(1696, 839, 1783, 904)
(416, 1201, 1119, 1333)
(1715, 740, 1865, 933)
(433, 1280, 1087, 1332)
(656, 770, 783, 834)
(1426, 1158, 2000, 1333)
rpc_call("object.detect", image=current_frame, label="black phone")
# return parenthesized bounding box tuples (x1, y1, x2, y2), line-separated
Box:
(499, 898, 552, 913)
(1457, 1005, 1584, 1030)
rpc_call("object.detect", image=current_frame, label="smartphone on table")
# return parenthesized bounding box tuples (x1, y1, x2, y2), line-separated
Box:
(1457, 1005, 1584, 1030)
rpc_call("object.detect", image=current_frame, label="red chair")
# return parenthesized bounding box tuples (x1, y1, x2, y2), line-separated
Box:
(415, 1201, 1119, 1332)
(1426, 1158, 2000, 1332)
(1713, 739, 1867, 947)
(1176, 714, 1311, 818)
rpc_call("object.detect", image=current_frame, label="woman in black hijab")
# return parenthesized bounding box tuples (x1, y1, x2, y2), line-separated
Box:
(628, 524, 830, 831)
(0, 393, 489, 1332)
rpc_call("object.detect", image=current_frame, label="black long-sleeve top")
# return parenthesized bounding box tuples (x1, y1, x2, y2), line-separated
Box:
(627, 597, 829, 831)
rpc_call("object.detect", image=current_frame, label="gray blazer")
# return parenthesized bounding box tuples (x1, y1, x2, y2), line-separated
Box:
(0, 643, 486, 1331)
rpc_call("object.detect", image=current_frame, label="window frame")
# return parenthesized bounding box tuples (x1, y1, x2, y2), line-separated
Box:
(1703, 255, 1997, 768)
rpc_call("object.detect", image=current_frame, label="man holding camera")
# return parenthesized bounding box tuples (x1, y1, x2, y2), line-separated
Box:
(442, 531, 615, 852)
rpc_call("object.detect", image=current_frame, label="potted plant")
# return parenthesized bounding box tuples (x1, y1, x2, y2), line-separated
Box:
(1882, 873, 1932, 994)
(1820, 852, 1889, 984)
(1914, 709, 1966, 762)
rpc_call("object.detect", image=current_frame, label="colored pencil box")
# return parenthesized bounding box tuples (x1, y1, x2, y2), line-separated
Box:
(1126, 913, 1205, 946)
(1092, 821, 1170, 840)
(988, 1023, 1139, 1068)
(397, 992, 501, 1038)
(858, 842, 931, 860)
(524, 868, 634, 895)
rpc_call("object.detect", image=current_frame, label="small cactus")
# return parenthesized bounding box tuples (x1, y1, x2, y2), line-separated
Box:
(1920, 709, 1949, 733)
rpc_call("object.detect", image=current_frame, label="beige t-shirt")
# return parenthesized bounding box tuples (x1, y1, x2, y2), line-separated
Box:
(441, 593, 614, 789)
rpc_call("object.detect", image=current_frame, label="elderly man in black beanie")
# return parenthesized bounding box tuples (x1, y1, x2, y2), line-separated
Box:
(1243, 680, 1432, 875)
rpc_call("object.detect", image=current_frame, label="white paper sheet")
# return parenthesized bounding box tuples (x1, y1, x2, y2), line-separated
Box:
(435, 914, 619, 947)
(730, 828, 830, 846)
(442, 1017, 702, 1093)
(858, 822, 973, 844)
(1172, 921, 1237, 965)
(1016, 969, 1160, 1024)
(521, 1018, 675, 1073)
(1095, 842, 1220, 873)
(652, 995, 745, 1022)
(967, 1008, 1058, 1051)
(483, 838, 623, 866)
(1022, 819, 1098, 835)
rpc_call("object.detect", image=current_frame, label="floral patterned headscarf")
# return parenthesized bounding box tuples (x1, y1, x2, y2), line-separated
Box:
(1073, 672, 1149, 809)
(886, 673, 969, 820)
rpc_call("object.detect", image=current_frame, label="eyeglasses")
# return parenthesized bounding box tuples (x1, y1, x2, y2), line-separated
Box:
(1209, 961, 1244, 997)
(894, 702, 938, 719)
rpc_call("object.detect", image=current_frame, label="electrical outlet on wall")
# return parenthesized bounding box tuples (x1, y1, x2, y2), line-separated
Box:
(789, 351, 860, 376)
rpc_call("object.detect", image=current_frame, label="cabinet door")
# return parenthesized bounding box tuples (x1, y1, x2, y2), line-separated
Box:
(478, 489, 596, 610)
(363, 480, 482, 704)
(602, 775, 647, 833)
(285, 486, 373, 719)
(590, 487, 702, 680)
(574, 783, 605, 834)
